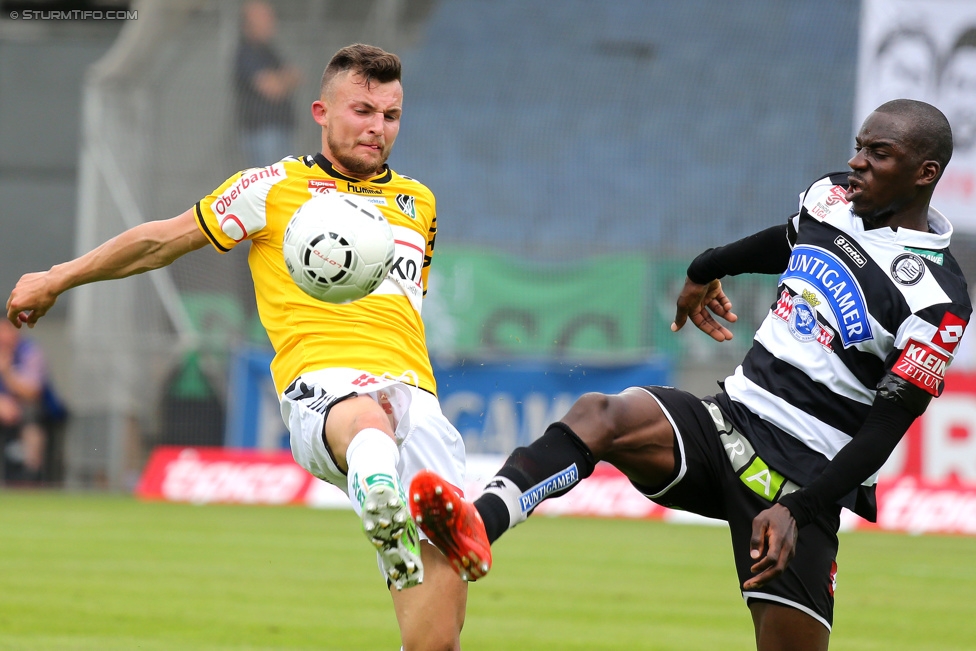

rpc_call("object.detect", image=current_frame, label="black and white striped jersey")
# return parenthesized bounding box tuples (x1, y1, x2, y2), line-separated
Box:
(717, 172, 972, 519)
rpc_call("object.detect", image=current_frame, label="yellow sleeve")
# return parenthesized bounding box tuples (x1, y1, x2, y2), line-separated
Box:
(195, 162, 289, 252)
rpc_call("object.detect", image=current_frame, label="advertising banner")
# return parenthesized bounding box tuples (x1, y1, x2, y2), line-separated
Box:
(423, 250, 650, 357)
(434, 358, 669, 452)
(856, 0, 976, 232)
(135, 447, 976, 535)
(146, 350, 976, 534)
(424, 248, 778, 363)
(223, 347, 670, 454)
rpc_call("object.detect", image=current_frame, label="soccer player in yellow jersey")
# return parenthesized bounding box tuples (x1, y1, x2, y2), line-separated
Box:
(6, 44, 469, 651)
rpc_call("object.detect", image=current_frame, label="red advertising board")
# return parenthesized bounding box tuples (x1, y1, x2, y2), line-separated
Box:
(136, 372, 976, 534)
(135, 447, 316, 505)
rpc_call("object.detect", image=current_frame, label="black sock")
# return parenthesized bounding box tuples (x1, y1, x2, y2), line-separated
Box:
(474, 422, 597, 543)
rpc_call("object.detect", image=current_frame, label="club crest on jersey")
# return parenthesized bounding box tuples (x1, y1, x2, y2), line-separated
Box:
(773, 289, 834, 352)
(396, 194, 417, 218)
(781, 245, 872, 346)
(890, 252, 926, 285)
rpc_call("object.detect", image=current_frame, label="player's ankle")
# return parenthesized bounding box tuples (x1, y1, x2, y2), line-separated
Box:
(475, 488, 517, 543)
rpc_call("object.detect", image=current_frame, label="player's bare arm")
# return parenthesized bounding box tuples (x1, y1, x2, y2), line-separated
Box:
(670, 277, 737, 342)
(6, 208, 208, 327)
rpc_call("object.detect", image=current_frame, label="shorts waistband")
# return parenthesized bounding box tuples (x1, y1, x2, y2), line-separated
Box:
(701, 401, 801, 503)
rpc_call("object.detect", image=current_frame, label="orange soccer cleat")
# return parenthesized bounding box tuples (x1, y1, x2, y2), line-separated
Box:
(409, 469, 492, 581)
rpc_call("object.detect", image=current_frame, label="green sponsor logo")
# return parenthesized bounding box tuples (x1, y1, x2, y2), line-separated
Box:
(740, 457, 787, 501)
(425, 249, 646, 356)
(905, 247, 943, 266)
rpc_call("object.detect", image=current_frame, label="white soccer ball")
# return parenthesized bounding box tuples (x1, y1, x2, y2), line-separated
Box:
(282, 193, 395, 304)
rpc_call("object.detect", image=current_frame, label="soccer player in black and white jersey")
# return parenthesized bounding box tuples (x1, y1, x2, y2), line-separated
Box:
(409, 99, 972, 651)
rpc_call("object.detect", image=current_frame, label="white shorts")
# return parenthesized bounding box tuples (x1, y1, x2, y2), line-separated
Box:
(280, 367, 466, 507)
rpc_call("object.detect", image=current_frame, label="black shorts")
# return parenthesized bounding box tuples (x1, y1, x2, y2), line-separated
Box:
(634, 386, 841, 631)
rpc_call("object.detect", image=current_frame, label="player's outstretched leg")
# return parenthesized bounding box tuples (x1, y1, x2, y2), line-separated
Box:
(409, 469, 492, 581)
(361, 480, 424, 591)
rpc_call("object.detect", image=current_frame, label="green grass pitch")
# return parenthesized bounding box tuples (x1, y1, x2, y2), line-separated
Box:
(0, 491, 974, 650)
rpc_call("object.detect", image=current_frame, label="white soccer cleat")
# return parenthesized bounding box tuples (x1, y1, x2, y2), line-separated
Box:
(362, 483, 424, 591)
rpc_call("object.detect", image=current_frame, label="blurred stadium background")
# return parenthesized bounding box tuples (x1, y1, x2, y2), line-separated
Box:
(1, 0, 975, 524)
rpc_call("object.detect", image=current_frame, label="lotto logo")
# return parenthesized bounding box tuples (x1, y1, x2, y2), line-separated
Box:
(933, 312, 967, 353)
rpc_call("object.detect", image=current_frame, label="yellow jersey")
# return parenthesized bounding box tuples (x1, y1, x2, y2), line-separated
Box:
(194, 154, 438, 395)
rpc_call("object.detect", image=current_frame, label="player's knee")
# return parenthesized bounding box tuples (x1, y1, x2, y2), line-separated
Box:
(400, 622, 460, 651)
(333, 395, 395, 439)
(565, 392, 619, 453)
(351, 410, 394, 437)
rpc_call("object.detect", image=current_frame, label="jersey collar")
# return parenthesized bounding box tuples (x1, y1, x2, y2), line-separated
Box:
(313, 153, 392, 184)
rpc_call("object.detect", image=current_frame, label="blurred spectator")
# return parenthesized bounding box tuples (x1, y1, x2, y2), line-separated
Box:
(873, 27, 939, 106)
(939, 26, 976, 152)
(0, 319, 53, 483)
(235, 0, 302, 168)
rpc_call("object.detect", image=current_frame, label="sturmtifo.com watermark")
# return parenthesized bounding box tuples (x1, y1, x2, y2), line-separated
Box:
(7, 9, 138, 20)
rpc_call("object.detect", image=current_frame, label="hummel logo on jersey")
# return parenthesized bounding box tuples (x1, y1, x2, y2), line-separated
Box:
(396, 194, 417, 218)
(345, 183, 383, 196)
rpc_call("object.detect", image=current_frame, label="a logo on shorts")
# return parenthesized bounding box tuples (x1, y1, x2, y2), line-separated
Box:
(283, 379, 337, 414)
(352, 373, 381, 388)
